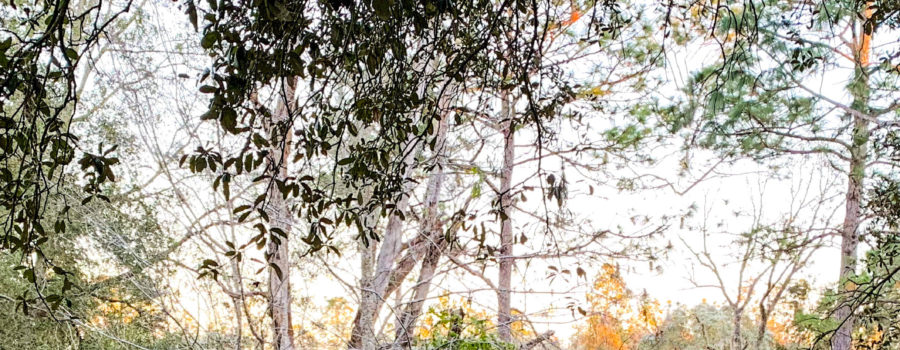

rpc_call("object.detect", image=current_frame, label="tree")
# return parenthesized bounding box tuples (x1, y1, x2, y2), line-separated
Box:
(186, 0, 662, 348)
(186, 1, 567, 347)
(660, 1, 900, 348)
(638, 303, 771, 350)
(572, 263, 662, 350)
(1, 0, 134, 307)
(12, 0, 900, 349)
(804, 147, 900, 349)
(391, 86, 457, 349)
(681, 164, 840, 349)
(0, 6, 204, 341)
(265, 77, 299, 350)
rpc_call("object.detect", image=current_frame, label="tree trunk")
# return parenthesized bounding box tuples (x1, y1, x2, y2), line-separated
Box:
(497, 90, 515, 342)
(757, 310, 768, 349)
(833, 5, 871, 350)
(394, 239, 445, 348)
(267, 78, 297, 350)
(348, 208, 440, 349)
(392, 91, 453, 348)
(350, 139, 418, 350)
(230, 259, 244, 350)
(732, 309, 742, 350)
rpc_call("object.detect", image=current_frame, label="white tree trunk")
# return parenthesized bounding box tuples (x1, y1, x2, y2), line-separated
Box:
(267, 78, 297, 350)
(351, 138, 418, 350)
(392, 89, 453, 348)
(497, 90, 515, 342)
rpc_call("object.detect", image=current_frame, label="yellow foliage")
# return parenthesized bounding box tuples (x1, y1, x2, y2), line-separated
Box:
(313, 297, 355, 348)
(416, 294, 537, 341)
(590, 86, 609, 97)
(90, 288, 154, 327)
(859, 327, 884, 349)
(511, 309, 536, 339)
(416, 294, 496, 340)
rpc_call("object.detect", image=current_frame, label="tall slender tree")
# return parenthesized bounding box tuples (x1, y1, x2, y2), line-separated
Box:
(265, 78, 299, 350)
(660, 1, 900, 347)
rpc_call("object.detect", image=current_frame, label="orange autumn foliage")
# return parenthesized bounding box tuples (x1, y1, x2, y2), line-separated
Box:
(563, 10, 582, 26)
(573, 264, 661, 350)
(764, 303, 810, 347)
